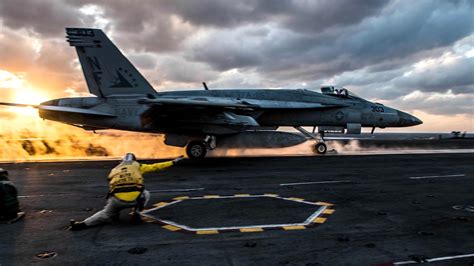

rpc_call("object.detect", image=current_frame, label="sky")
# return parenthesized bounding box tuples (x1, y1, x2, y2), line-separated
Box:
(0, 0, 473, 133)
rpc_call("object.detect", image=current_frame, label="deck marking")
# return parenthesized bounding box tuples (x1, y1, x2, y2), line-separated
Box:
(280, 180, 351, 186)
(162, 225, 182, 231)
(408, 174, 465, 180)
(142, 194, 335, 234)
(263, 193, 278, 197)
(173, 196, 190, 200)
(283, 225, 306, 230)
(393, 253, 474, 265)
(203, 195, 220, 198)
(196, 230, 219, 235)
(315, 201, 334, 206)
(153, 202, 169, 207)
(287, 197, 304, 201)
(323, 209, 335, 214)
(312, 217, 327, 224)
(240, 227, 264, 232)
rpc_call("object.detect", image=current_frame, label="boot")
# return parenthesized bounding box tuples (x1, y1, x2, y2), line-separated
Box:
(130, 213, 143, 225)
(70, 219, 88, 231)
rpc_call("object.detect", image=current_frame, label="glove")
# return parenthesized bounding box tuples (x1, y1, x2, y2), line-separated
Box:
(172, 156, 184, 164)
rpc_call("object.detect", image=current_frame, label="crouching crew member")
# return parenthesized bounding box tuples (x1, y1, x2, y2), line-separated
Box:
(0, 168, 21, 222)
(70, 153, 183, 230)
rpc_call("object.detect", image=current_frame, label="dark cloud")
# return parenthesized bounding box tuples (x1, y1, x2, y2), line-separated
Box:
(278, 0, 387, 33)
(0, 28, 38, 72)
(186, 0, 473, 83)
(394, 57, 474, 94)
(0, 0, 472, 119)
(158, 0, 386, 32)
(0, 0, 85, 36)
(390, 92, 474, 116)
(85, 0, 386, 53)
(154, 56, 218, 84)
(188, 30, 264, 70)
(128, 54, 158, 70)
(329, 47, 474, 99)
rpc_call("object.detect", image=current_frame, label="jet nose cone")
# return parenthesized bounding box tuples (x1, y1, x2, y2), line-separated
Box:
(397, 111, 423, 126)
(413, 116, 423, 125)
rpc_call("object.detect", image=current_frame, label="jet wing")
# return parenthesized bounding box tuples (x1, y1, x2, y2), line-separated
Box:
(139, 97, 255, 109)
(0, 102, 116, 117)
(252, 100, 345, 109)
(139, 97, 346, 110)
(138, 96, 345, 134)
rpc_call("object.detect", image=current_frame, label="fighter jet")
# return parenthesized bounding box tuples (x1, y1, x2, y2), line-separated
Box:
(0, 28, 422, 159)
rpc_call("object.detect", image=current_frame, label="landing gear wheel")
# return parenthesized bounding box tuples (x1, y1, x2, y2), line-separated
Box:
(186, 141, 207, 159)
(314, 143, 327, 154)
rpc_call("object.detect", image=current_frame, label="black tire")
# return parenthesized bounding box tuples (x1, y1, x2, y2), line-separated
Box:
(314, 143, 327, 154)
(186, 141, 207, 159)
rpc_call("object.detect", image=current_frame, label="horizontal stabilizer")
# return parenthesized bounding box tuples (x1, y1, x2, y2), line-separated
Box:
(0, 102, 38, 108)
(0, 102, 115, 117)
(38, 106, 116, 117)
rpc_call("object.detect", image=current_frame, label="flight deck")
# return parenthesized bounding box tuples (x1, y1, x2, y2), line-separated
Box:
(1, 152, 473, 265)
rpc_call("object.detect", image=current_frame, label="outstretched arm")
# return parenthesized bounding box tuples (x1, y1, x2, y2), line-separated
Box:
(139, 156, 184, 174)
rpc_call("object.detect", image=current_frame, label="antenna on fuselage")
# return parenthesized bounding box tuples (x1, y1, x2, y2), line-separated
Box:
(202, 82, 209, 90)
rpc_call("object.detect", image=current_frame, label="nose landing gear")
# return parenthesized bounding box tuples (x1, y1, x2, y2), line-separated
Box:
(294, 126, 328, 155)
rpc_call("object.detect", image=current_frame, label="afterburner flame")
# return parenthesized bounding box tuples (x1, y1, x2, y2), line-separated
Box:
(0, 116, 184, 161)
(0, 69, 50, 116)
(13, 88, 49, 105)
(11, 88, 49, 116)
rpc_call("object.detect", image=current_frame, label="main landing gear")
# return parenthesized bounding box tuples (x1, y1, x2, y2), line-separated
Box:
(185, 136, 216, 159)
(314, 142, 327, 154)
(294, 126, 327, 155)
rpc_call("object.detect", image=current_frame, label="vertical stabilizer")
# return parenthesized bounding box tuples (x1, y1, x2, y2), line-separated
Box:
(66, 28, 157, 97)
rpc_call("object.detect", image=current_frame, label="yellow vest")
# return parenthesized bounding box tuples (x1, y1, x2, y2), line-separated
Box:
(108, 161, 144, 202)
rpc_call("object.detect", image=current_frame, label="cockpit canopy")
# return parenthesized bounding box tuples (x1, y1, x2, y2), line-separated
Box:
(320, 86, 360, 98)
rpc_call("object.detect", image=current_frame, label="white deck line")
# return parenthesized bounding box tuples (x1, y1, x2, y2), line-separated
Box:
(18, 193, 81, 198)
(280, 180, 351, 186)
(149, 188, 205, 192)
(394, 253, 474, 264)
(408, 174, 466, 180)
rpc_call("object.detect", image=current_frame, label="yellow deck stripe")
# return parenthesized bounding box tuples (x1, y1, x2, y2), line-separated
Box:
(315, 201, 334, 206)
(162, 225, 182, 231)
(196, 230, 219, 235)
(240, 227, 264, 232)
(282, 225, 306, 230)
(288, 197, 304, 201)
(153, 202, 168, 207)
(264, 193, 278, 197)
(313, 217, 327, 224)
(323, 209, 335, 214)
(203, 195, 220, 198)
(234, 194, 251, 197)
(141, 216, 155, 223)
(173, 196, 189, 200)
